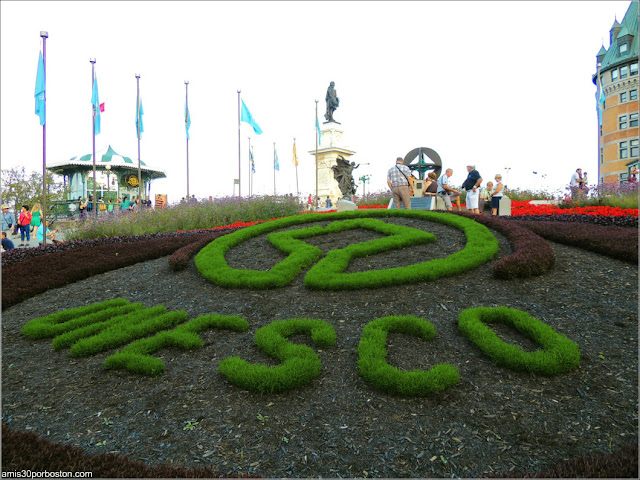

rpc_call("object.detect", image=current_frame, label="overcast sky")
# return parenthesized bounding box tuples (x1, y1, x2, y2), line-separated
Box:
(0, 1, 632, 203)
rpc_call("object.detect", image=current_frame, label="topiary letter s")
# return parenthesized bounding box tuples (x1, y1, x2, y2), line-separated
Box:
(219, 318, 336, 394)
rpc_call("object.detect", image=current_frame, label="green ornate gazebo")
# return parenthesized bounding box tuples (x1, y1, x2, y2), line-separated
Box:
(47, 145, 166, 202)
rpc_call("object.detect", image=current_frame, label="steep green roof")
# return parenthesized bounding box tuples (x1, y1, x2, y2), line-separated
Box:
(599, 1, 638, 72)
(597, 45, 608, 56)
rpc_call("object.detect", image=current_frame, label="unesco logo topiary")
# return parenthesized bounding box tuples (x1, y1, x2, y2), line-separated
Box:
(195, 210, 500, 290)
(21, 300, 580, 396)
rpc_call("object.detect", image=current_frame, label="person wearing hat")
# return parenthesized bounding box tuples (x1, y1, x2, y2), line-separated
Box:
(1, 204, 16, 238)
(462, 164, 483, 214)
(387, 157, 414, 209)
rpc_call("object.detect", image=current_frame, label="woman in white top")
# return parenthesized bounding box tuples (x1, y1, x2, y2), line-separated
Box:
(489, 174, 503, 216)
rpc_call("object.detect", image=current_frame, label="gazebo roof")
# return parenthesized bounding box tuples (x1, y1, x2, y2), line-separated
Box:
(47, 145, 166, 179)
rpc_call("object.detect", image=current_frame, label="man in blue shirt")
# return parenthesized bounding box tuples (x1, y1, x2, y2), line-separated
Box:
(1, 231, 15, 251)
(1, 204, 16, 237)
(462, 165, 483, 214)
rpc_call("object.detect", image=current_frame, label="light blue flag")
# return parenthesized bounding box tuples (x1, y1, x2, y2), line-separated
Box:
(316, 115, 322, 146)
(91, 76, 101, 135)
(136, 97, 144, 139)
(241, 99, 263, 134)
(598, 85, 605, 126)
(250, 147, 256, 173)
(35, 50, 45, 126)
(275, 149, 279, 171)
(185, 102, 191, 140)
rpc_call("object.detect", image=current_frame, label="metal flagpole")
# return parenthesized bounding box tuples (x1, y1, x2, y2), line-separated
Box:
(185, 80, 190, 199)
(248, 137, 251, 197)
(90, 58, 97, 218)
(273, 142, 276, 195)
(294, 138, 299, 197)
(237, 90, 241, 197)
(135, 74, 142, 203)
(41, 31, 48, 245)
(315, 100, 319, 209)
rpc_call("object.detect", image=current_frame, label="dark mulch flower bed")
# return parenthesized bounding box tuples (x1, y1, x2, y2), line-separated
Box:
(1, 214, 637, 478)
(1, 229, 238, 310)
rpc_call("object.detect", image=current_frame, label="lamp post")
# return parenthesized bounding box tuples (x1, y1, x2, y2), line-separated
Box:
(504, 167, 511, 191)
(359, 174, 371, 199)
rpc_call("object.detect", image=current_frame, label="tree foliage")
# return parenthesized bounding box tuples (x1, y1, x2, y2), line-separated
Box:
(0, 167, 66, 212)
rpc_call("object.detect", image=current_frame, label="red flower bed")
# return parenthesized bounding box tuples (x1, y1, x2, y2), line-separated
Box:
(512, 201, 638, 217)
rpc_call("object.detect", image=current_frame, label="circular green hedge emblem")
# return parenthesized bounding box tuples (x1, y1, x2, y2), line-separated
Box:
(195, 209, 499, 290)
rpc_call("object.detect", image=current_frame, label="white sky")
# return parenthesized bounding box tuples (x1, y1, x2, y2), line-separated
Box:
(1, 1, 632, 203)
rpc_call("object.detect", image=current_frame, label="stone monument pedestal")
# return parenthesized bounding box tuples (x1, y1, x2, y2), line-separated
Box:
(309, 122, 356, 207)
(336, 198, 357, 212)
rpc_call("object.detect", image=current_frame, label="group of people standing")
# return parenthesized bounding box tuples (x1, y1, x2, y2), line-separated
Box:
(387, 158, 504, 215)
(1, 203, 58, 250)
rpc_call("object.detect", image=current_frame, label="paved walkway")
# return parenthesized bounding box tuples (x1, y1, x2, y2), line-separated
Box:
(7, 226, 68, 249)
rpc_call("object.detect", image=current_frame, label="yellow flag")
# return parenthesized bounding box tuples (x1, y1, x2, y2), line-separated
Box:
(292, 141, 298, 167)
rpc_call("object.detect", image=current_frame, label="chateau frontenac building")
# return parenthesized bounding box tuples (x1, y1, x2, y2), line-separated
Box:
(594, 1, 639, 184)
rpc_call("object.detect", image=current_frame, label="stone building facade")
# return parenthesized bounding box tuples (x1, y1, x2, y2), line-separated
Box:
(594, 1, 639, 184)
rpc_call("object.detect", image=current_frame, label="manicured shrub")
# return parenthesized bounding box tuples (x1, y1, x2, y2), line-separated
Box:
(219, 318, 336, 394)
(513, 220, 638, 264)
(68, 309, 187, 358)
(458, 307, 580, 375)
(196, 210, 498, 290)
(105, 314, 249, 376)
(21, 299, 135, 339)
(2, 232, 234, 311)
(1, 423, 257, 478)
(168, 234, 218, 271)
(451, 211, 555, 279)
(357, 316, 459, 396)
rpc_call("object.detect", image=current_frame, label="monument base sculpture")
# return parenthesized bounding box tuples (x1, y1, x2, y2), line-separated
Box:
(309, 122, 356, 208)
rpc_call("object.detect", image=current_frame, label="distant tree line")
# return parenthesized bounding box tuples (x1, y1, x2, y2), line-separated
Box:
(1, 167, 67, 212)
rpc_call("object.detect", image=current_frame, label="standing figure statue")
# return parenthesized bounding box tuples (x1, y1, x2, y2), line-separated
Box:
(325, 81, 340, 123)
(332, 155, 359, 199)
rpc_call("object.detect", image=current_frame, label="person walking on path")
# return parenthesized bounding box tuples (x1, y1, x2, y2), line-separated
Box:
(462, 164, 483, 214)
(387, 157, 414, 209)
(1, 204, 16, 238)
(30, 202, 42, 240)
(17, 205, 32, 247)
(436, 169, 462, 211)
(489, 174, 504, 216)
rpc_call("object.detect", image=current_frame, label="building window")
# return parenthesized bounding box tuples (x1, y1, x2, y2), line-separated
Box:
(620, 91, 628, 103)
(612, 69, 619, 81)
(631, 63, 638, 76)
(600, 148, 604, 165)
(631, 89, 638, 101)
(621, 65, 628, 78)
(619, 115, 628, 129)
(631, 113, 638, 127)
(619, 43, 628, 54)
(620, 172, 629, 182)
(631, 140, 639, 158)
(620, 141, 628, 159)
